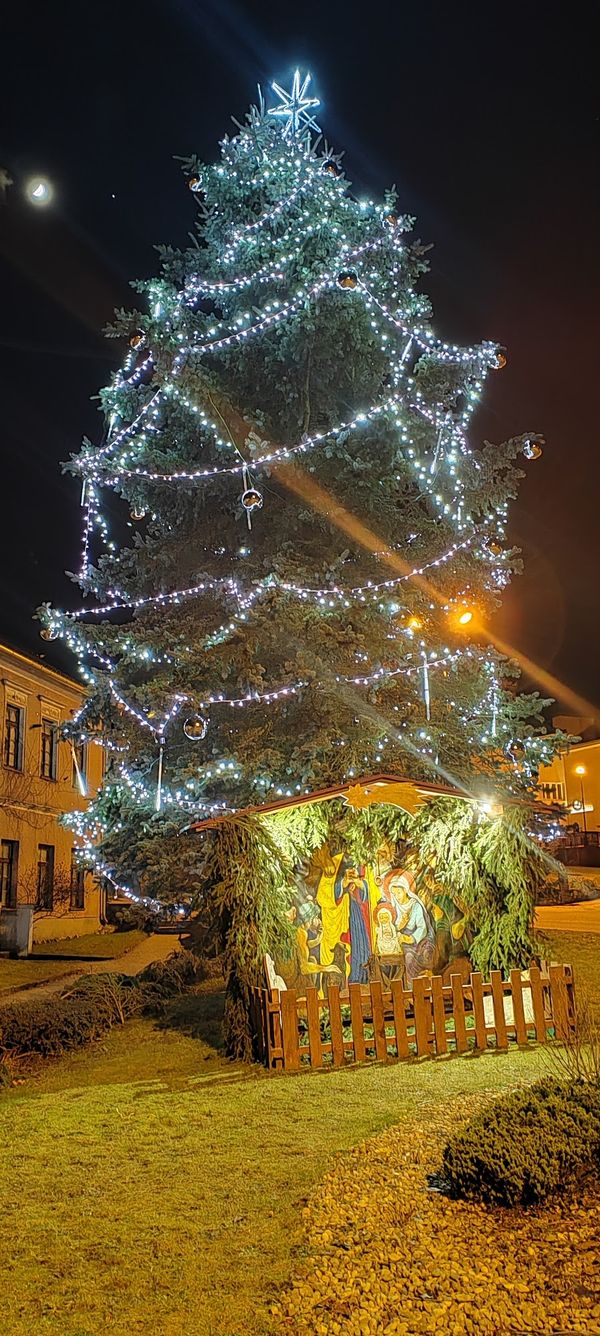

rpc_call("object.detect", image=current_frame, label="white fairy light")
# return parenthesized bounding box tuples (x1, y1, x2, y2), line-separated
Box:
(47, 76, 534, 852)
(268, 70, 321, 138)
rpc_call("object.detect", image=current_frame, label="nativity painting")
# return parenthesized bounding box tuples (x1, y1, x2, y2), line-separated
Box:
(280, 837, 471, 994)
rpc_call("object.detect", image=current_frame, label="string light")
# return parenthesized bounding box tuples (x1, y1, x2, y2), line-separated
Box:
(45, 73, 547, 864)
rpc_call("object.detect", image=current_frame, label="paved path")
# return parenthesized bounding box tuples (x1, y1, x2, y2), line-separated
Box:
(536, 900, 600, 935)
(0, 931, 186, 1007)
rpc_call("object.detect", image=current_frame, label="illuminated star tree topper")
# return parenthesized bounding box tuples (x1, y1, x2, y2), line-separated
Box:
(268, 69, 320, 138)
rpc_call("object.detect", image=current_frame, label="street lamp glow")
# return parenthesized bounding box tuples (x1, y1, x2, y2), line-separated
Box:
(26, 176, 53, 206)
(575, 764, 586, 775)
(458, 610, 473, 625)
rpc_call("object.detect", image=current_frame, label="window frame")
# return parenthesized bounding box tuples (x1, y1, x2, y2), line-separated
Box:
(37, 843, 55, 910)
(3, 702, 25, 771)
(40, 717, 58, 781)
(0, 839, 19, 908)
(70, 850, 85, 911)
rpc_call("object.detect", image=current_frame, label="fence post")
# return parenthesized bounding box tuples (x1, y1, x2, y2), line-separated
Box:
(269, 990, 284, 1069)
(490, 970, 508, 1050)
(250, 989, 264, 1063)
(280, 989, 301, 1071)
(327, 985, 346, 1066)
(430, 975, 447, 1055)
(549, 964, 574, 1041)
(349, 983, 366, 1062)
(451, 973, 468, 1053)
(509, 969, 528, 1045)
(305, 987, 323, 1069)
(413, 976, 432, 1057)
(391, 980, 410, 1059)
(528, 965, 547, 1042)
(470, 972, 487, 1051)
(370, 980, 388, 1061)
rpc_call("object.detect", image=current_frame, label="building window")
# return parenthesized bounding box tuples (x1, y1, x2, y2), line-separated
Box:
(541, 782, 566, 803)
(72, 741, 87, 790)
(40, 718, 58, 780)
(37, 844, 55, 910)
(3, 703, 24, 770)
(0, 840, 19, 908)
(70, 851, 85, 911)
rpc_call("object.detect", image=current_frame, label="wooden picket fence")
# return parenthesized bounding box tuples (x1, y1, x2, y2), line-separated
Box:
(249, 964, 575, 1072)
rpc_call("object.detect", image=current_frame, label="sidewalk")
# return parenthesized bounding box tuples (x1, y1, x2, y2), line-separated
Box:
(0, 931, 186, 1006)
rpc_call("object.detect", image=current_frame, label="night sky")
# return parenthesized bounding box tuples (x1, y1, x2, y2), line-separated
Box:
(1, 1, 598, 716)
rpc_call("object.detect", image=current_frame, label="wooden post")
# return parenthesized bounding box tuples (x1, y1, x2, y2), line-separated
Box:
(250, 989, 264, 1062)
(391, 980, 410, 1059)
(528, 965, 547, 1043)
(470, 972, 487, 1051)
(269, 993, 284, 1069)
(509, 969, 528, 1045)
(413, 976, 432, 1057)
(349, 983, 366, 1063)
(280, 989, 301, 1071)
(305, 987, 323, 1069)
(490, 970, 508, 1050)
(549, 964, 572, 1041)
(430, 975, 447, 1055)
(450, 973, 468, 1053)
(328, 985, 346, 1067)
(370, 980, 388, 1061)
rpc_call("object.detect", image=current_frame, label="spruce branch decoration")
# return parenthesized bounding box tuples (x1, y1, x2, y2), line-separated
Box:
(200, 814, 295, 1059)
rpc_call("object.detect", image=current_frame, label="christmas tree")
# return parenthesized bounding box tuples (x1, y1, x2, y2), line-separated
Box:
(42, 72, 559, 906)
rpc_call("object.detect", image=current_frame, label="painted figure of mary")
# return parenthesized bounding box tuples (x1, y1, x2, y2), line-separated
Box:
(333, 859, 372, 984)
(381, 870, 436, 985)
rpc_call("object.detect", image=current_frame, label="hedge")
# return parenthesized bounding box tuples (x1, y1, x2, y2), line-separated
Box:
(0, 951, 205, 1062)
(442, 1078, 600, 1206)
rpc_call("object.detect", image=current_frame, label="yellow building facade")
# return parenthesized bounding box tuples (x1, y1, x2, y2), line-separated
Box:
(0, 642, 105, 946)
(538, 738, 600, 834)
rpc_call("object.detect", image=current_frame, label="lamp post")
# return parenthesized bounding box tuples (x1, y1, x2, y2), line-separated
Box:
(574, 764, 588, 844)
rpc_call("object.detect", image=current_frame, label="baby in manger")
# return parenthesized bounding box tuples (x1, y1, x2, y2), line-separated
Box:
(373, 899, 410, 956)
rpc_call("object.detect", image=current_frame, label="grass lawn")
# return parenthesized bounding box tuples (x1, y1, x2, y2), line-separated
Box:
(0, 932, 595, 1336)
(31, 929, 147, 959)
(540, 929, 600, 1018)
(0, 930, 147, 994)
(1, 980, 569, 1336)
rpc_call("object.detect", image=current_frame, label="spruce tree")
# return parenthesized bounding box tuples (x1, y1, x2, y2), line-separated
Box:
(42, 74, 559, 902)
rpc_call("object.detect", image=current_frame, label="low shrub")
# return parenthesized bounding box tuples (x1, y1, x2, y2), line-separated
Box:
(109, 904, 157, 933)
(0, 995, 115, 1059)
(442, 1079, 600, 1206)
(0, 951, 206, 1063)
(136, 950, 206, 1002)
(62, 972, 145, 1024)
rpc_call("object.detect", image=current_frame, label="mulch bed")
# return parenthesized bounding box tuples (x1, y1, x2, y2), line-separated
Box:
(273, 1097, 600, 1336)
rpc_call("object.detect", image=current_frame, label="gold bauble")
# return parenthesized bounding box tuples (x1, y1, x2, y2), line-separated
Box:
(337, 270, 358, 290)
(241, 487, 263, 513)
(183, 715, 208, 741)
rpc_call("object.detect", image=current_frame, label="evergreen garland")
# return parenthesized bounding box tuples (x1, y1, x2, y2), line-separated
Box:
(200, 814, 295, 1059)
(406, 798, 554, 976)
